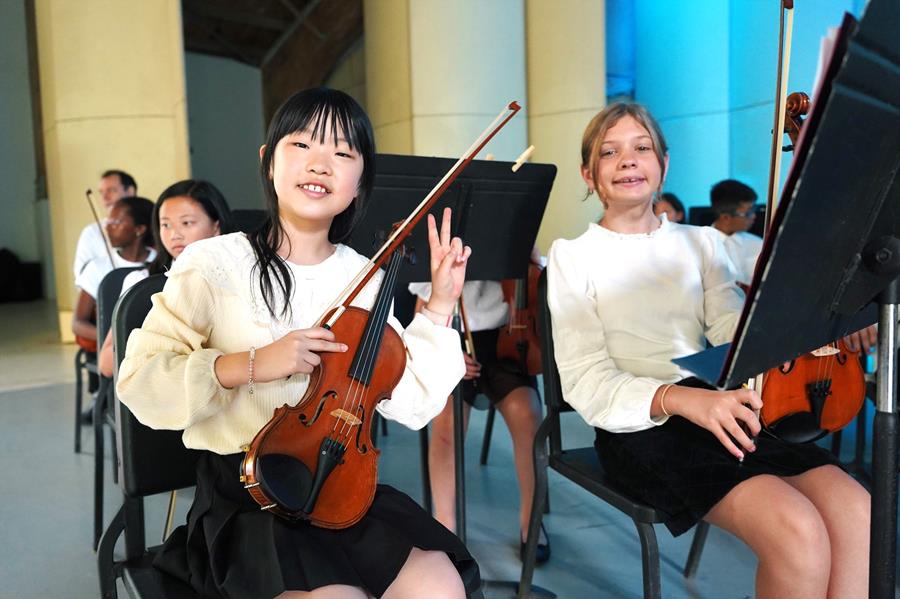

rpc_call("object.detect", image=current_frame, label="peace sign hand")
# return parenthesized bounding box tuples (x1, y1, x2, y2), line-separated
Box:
(425, 207, 472, 316)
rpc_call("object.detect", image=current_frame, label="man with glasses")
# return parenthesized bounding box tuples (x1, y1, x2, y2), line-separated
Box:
(708, 179, 762, 286)
(72, 170, 137, 278)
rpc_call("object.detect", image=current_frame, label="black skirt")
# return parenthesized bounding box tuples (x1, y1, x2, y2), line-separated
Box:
(154, 452, 482, 598)
(594, 379, 839, 537)
(461, 328, 537, 408)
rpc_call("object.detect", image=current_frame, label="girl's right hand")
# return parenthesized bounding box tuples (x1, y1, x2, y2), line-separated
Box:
(666, 386, 763, 460)
(463, 353, 482, 381)
(255, 327, 348, 382)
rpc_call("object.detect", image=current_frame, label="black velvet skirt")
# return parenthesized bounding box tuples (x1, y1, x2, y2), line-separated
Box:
(154, 452, 482, 598)
(461, 329, 537, 408)
(594, 379, 839, 537)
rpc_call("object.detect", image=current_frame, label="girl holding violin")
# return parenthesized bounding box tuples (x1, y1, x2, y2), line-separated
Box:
(547, 102, 870, 598)
(117, 88, 480, 599)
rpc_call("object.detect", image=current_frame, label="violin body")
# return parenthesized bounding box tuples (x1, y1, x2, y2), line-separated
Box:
(241, 306, 406, 529)
(760, 340, 865, 443)
(496, 262, 543, 376)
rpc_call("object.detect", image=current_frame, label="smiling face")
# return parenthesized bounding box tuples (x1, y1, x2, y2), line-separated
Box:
(269, 118, 364, 231)
(582, 114, 666, 211)
(158, 195, 220, 259)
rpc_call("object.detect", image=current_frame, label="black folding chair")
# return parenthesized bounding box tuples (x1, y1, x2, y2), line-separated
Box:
(74, 346, 98, 453)
(92, 266, 143, 548)
(97, 274, 202, 598)
(518, 270, 708, 599)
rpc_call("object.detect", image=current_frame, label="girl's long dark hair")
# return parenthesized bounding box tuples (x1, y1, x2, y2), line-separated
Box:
(148, 180, 234, 275)
(249, 87, 375, 319)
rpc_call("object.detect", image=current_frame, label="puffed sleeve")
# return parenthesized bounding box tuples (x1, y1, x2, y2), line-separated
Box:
(116, 265, 239, 430)
(547, 240, 667, 432)
(375, 312, 465, 429)
(700, 231, 744, 346)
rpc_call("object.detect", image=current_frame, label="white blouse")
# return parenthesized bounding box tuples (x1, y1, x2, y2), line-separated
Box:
(408, 280, 509, 332)
(547, 218, 744, 433)
(117, 233, 465, 455)
(709, 227, 763, 287)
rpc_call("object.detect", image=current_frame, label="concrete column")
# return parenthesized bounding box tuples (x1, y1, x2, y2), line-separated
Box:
(526, 0, 606, 249)
(364, 0, 527, 159)
(34, 0, 191, 339)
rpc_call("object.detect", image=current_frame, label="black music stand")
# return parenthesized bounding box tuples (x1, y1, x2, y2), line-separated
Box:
(348, 153, 557, 597)
(673, 5, 900, 597)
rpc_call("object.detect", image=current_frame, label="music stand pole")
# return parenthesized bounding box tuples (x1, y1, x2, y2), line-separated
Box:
(451, 305, 468, 545)
(870, 277, 899, 599)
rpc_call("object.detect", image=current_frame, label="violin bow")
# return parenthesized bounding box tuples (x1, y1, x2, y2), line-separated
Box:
(85, 188, 116, 267)
(320, 101, 522, 327)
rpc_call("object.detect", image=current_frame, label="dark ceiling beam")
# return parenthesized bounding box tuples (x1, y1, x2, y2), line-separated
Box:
(207, 28, 258, 66)
(182, 0, 288, 32)
(262, 0, 324, 66)
(261, 0, 362, 121)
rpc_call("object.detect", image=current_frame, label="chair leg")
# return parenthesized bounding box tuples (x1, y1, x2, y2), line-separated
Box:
(97, 503, 125, 599)
(419, 427, 432, 514)
(109, 423, 119, 484)
(634, 520, 662, 599)
(75, 349, 85, 453)
(479, 405, 496, 465)
(683, 521, 710, 578)
(93, 384, 107, 550)
(518, 418, 551, 598)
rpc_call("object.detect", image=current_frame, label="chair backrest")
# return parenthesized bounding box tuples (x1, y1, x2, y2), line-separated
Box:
(112, 274, 202, 499)
(537, 269, 576, 454)
(97, 267, 143, 343)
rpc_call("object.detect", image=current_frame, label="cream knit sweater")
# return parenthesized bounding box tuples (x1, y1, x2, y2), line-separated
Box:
(117, 233, 465, 455)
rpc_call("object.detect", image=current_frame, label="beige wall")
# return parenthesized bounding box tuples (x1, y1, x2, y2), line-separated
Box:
(526, 0, 606, 251)
(363, 0, 414, 154)
(35, 0, 190, 338)
(325, 40, 367, 111)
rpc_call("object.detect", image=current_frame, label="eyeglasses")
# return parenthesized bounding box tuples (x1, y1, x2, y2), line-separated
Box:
(105, 217, 128, 227)
(730, 208, 757, 218)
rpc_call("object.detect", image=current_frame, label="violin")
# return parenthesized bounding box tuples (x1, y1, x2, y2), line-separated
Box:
(754, 9, 865, 442)
(496, 261, 543, 376)
(240, 102, 522, 528)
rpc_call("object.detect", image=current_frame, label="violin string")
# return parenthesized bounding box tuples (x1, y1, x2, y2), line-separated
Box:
(332, 264, 388, 441)
(338, 253, 402, 442)
(344, 253, 403, 441)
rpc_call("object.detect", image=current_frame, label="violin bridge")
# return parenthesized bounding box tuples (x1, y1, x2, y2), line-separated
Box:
(811, 346, 840, 357)
(330, 408, 362, 427)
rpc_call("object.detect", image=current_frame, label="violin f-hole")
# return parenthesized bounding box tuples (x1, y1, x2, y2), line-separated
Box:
(299, 391, 337, 426)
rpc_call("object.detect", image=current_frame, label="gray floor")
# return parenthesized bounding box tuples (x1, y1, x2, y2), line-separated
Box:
(0, 300, 895, 598)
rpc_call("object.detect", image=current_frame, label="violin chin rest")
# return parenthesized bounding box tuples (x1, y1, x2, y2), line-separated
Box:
(766, 412, 828, 444)
(256, 453, 314, 514)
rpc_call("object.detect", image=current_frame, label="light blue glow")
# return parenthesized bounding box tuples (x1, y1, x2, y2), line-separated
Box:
(623, 0, 866, 211)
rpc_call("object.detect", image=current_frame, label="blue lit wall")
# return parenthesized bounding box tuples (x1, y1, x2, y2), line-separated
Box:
(623, 0, 867, 210)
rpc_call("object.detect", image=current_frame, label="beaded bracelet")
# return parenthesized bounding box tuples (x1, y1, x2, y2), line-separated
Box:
(659, 384, 674, 417)
(248, 346, 256, 395)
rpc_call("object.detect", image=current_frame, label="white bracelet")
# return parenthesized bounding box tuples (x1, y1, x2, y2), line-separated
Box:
(248, 346, 256, 395)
